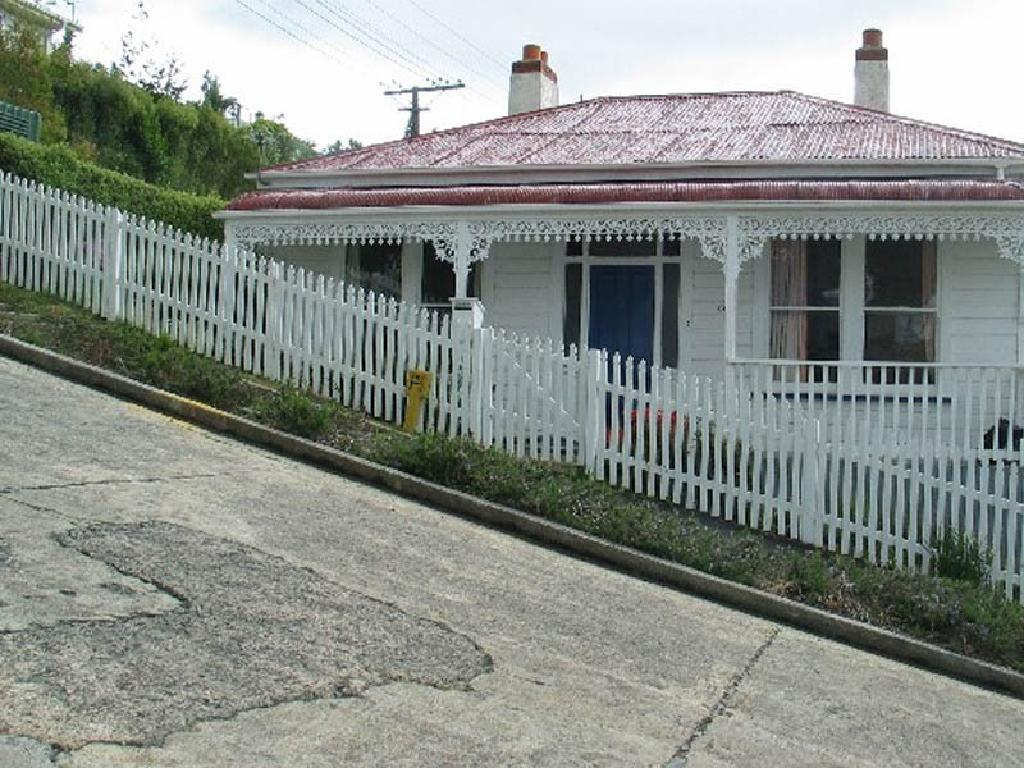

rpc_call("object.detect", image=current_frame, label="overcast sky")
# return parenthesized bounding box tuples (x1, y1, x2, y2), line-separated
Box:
(60, 0, 1023, 149)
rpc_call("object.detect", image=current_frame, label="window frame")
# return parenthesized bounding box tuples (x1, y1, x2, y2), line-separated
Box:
(767, 238, 843, 363)
(862, 239, 938, 364)
(759, 235, 942, 366)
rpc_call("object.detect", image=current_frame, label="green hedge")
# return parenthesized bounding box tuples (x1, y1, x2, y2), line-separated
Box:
(0, 131, 225, 241)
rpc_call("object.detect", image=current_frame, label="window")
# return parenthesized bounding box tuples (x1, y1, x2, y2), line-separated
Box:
(345, 242, 401, 298)
(864, 240, 936, 362)
(421, 243, 477, 309)
(661, 263, 680, 368)
(769, 239, 841, 361)
(767, 237, 939, 369)
(588, 238, 657, 257)
(563, 262, 582, 354)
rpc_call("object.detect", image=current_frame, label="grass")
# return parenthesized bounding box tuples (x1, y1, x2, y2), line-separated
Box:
(2, 281, 1023, 673)
(931, 528, 992, 585)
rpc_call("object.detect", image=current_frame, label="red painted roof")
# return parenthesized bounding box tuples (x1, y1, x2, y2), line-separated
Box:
(267, 92, 1024, 173)
(228, 180, 1024, 211)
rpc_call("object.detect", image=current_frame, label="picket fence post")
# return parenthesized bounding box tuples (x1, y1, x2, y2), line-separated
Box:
(265, 258, 286, 382)
(583, 348, 603, 475)
(467, 325, 486, 439)
(799, 417, 824, 545)
(102, 207, 123, 321)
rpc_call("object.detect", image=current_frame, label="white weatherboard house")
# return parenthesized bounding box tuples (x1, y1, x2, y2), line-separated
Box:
(218, 31, 1024, 425)
(5, 28, 1023, 586)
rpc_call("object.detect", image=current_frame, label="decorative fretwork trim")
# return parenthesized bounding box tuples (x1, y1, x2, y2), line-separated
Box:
(735, 213, 1024, 265)
(229, 215, 732, 263)
(228, 211, 1024, 266)
(229, 220, 457, 248)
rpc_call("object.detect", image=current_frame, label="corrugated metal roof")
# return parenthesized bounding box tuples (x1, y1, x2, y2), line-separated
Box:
(267, 92, 1024, 173)
(228, 180, 1024, 212)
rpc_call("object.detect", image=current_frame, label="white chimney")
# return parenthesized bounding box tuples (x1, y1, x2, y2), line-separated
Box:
(508, 44, 558, 115)
(854, 28, 890, 112)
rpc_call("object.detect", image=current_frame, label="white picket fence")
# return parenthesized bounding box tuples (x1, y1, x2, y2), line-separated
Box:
(1, 170, 1022, 600)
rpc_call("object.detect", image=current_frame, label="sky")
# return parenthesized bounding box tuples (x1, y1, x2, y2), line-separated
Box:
(52, 0, 1024, 149)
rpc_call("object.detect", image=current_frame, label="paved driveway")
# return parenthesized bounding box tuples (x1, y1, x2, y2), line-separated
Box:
(0, 354, 1021, 767)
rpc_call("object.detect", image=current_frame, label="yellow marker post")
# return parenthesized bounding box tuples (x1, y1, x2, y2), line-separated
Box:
(402, 369, 434, 432)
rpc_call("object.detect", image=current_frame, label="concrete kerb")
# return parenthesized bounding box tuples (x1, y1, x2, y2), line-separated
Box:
(2, 332, 1022, 701)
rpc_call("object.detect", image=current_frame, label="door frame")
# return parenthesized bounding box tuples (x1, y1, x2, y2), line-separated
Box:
(557, 238, 692, 370)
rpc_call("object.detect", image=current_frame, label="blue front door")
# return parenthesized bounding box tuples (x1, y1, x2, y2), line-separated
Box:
(588, 265, 655, 364)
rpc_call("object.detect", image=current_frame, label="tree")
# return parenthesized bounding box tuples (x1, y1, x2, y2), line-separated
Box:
(0, 25, 67, 143)
(0, 16, 332, 198)
(200, 71, 238, 116)
(117, 1, 188, 99)
(323, 138, 363, 155)
(251, 113, 318, 166)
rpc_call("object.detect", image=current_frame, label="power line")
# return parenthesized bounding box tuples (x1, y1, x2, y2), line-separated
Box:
(299, 0, 440, 82)
(234, 0, 503, 135)
(401, 0, 506, 69)
(309, 0, 505, 104)
(236, 0, 420, 105)
(300, 1, 506, 121)
(232, 0, 352, 69)
(291, 0, 502, 113)
(352, 0, 507, 91)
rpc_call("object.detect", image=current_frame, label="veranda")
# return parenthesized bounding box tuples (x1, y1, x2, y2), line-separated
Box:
(222, 203, 1024, 446)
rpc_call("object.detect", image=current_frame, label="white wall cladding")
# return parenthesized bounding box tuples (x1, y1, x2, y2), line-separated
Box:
(688, 245, 756, 378)
(943, 240, 1019, 364)
(481, 241, 561, 340)
(253, 236, 1022, 372)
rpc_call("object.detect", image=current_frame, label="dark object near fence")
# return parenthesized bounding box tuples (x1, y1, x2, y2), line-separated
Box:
(983, 419, 1024, 452)
(0, 101, 41, 142)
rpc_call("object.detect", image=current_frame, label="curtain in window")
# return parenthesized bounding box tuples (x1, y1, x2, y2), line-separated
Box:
(770, 240, 808, 360)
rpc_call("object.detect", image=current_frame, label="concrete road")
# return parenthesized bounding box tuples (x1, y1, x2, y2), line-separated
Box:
(0, 354, 1021, 768)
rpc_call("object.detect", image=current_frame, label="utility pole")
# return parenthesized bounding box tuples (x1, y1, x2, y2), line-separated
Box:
(384, 81, 465, 138)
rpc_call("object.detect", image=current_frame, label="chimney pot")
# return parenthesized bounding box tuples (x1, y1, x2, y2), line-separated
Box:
(862, 28, 883, 47)
(522, 44, 542, 61)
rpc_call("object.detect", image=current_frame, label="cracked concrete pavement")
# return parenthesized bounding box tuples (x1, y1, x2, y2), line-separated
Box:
(1, 521, 490, 750)
(1, 354, 1023, 767)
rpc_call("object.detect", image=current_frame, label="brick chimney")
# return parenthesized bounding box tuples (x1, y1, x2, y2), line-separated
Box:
(508, 44, 558, 115)
(854, 28, 890, 112)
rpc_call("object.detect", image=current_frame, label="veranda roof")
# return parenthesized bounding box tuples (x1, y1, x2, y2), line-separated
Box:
(227, 180, 1024, 212)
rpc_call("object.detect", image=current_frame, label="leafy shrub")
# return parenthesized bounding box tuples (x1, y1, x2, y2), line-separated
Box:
(788, 552, 831, 599)
(931, 528, 991, 585)
(254, 387, 334, 439)
(0, 132, 225, 240)
(140, 336, 248, 410)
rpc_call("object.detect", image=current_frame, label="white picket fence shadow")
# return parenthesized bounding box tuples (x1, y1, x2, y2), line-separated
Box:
(1, 170, 1022, 601)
